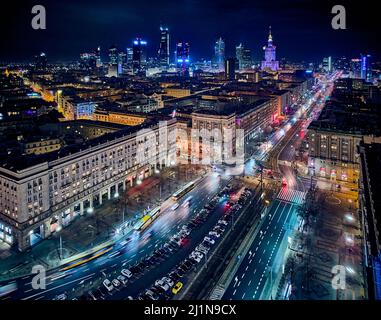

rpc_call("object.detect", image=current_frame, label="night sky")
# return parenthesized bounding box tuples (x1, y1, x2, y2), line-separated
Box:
(0, 0, 379, 63)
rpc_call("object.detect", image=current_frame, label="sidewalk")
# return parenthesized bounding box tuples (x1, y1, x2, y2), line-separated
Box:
(280, 187, 366, 300)
(0, 165, 204, 282)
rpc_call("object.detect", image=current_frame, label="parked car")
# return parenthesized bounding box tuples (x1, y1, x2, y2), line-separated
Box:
(117, 275, 128, 285)
(112, 279, 121, 288)
(53, 293, 67, 300)
(155, 279, 170, 291)
(204, 236, 215, 244)
(162, 276, 174, 287)
(172, 282, 183, 294)
(103, 279, 114, 292)
(145, 289, 159, 300)
(121, 269, 133, 278)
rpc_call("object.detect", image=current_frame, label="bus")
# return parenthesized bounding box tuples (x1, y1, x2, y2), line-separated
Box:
(134, 206, 161, 232)
(172, 181, 195, 201)
(0, 282, 17, 299)
(59, 242, 114, 271)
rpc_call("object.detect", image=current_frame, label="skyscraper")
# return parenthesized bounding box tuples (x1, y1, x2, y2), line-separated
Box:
(95, 46, 102, 67)
(350, 58, 361, 78)
(118, 51, 127, 74)
(176, 41, 190, 73)
(214, 37, 225, 71)
(108, 45, 118, 65)
(225, 58, 236, 80)
(132, 38, 147, 74)
(34, 52, 47, 70)
(361, 54, 372, 82)
(236, 43, 252, 70)
(322, 56, 332, 73)
(80, 52, 97, 69)
(108, 45, 119, 77)
(261, 26, 279, 72)
(158, 26, 170, 67)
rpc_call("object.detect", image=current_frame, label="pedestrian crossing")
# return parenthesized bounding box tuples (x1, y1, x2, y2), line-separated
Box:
(277, 188, 306, 205)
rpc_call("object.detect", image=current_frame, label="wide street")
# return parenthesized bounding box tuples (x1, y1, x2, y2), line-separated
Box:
(1, 174, 231, 300)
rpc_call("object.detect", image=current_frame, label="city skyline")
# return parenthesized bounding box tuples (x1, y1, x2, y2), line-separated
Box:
(0, 0, 380, 63)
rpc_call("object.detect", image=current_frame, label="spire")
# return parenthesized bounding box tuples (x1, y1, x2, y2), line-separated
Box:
(268, 26, 273, 42)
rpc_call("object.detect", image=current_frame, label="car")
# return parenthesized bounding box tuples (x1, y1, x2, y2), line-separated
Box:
(130, 265, 142, 275)
(103, 279, 114, 292)
(121, 269, 133, 278)
(126, 296, 134, 300)
(218, 219, 229, 226)
(152, 285, 166, 294)
(162, 277, 174, 287)
(184, 259, 195, 268)
(193, 251, 203, 259)
(88, 291, 98, 301)
(172, 282, 183, 295)
(178, 264, 188, 272)
(187, 221, 196, 229)
(158, 248, 168, 256)
(179, 237, 190, 246)
(145, 256, 156, 266)
(199, 244, 210, 251)
(54, 293, 68, 300)
(155, 279, 170, 291)
(145, 289, 159, 300)
(168, 271, 180, 282)
(90, 289, 104, 300)
(196, 246, 208, 255)
(189, 255, 201, 263)
(204, 236, 216, 244)
(187, 257, 198, 265)
(174, 269, 184, 278)
(168, 241, 179, 249)
(201, 240, 212, 248)
(209, 231, 220, 238)
(171, 203, 180, 210)
(112, 279, 121, 288)
(164, 243, 174, 252)
(117, 275, 128, 285)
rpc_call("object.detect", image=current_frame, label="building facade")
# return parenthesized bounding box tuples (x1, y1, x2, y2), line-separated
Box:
(0, 120, 177, 250)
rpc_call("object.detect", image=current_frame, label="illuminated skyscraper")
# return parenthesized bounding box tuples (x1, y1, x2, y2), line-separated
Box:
(108, 45, 118, 65)
(322, 56, 332, 73)
(236, 43, 251, 70)
(158, 26, 170, 67)
(80, 52, 97, 69)
(34, 52, 47, 70)
(108, 45, 119, 77)
(132, 37, 147, 73)
(361, 54, 372, 82)
(225, 58, 236, 80)
(176, 41, 190, 73)
(261, 26, 279, 71)
(95, 46, 102, 67)
(118, 51, 127, 74)
(214, 37, 225, 70)
(350, 58, 361, 78)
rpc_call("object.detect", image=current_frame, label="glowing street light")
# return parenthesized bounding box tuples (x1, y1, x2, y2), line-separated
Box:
(87, 207, 94, 214)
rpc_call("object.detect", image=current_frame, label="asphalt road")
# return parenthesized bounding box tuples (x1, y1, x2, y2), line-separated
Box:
(223, 198, 297, 300)
(1, 174, 231, 300)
